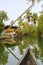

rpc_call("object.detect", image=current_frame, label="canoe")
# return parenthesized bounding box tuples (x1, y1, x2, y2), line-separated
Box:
(0, 35, 12, 40)
(17, 47, 38, 65)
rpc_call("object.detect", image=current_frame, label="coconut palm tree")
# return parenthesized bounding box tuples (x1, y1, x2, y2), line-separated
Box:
(0, 10, 8, 32)
(0, 10, 8, 21)
(38, 12, 43, 36)
(27, 0, 42, 5)
(31, 13, 38, 24)
(26, 10, 32, 22)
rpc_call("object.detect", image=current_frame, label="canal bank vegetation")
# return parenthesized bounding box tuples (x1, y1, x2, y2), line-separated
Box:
(0, 10, 43, 38)
(37, 12, 43, 37)
(0, 10, 8, 32)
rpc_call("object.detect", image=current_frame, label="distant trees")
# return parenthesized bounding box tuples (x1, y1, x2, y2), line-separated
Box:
(0, 44, 8, 65)
(31, 13, 38, 24)
(17, 10, 43, 37)
(26, 10, 32, 22)
(0, 10, 8, 32)
(37, 11, 43, 37)
(0, 0, 43, 37)
(0, 10, 43, 37)
(27, 0, 42, 4)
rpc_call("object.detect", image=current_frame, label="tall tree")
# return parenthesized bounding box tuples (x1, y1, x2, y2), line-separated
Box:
(0, 10, 8, 21)
(26, 10, 32, 22)
(27, 0, 36, 5)
(27, 0, 42, 5)
(0, 10, 8, 32)
(31, 13, 38, 24)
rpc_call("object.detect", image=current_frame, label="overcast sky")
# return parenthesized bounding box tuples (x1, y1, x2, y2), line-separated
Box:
(0, 0, 43, 25)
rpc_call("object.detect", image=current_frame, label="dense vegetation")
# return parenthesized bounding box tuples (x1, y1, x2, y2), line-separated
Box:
(0, 10, 43, 37)
(0, 11, 8, 32)
(0, 0, 43, 37)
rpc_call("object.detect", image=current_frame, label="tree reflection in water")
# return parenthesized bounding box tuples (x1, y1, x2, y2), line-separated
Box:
(0, 44, 8, 65)
(38, 37, 43, 62)
(16, 36, 43, 64)
(32, 37, 43, 64)
(0, 36, 43, 65)
(17, 36, 37, 54)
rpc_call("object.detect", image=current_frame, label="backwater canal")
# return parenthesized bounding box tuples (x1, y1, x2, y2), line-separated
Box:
(0, 36, 43, 65)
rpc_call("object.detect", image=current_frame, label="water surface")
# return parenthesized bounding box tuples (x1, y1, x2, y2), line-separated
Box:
(0, 36, 43, 65)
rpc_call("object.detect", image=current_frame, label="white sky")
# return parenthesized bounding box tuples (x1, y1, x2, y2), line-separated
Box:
(0, 0, 43, 25)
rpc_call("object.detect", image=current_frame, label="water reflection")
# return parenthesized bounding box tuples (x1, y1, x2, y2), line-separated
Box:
(0, 44, 8, 65)
(0, 36, 43, 65)
(31, 37, 43, 64)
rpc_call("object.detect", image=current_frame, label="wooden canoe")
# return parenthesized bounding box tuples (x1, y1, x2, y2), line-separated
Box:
(17, 47, 38, 65)
(0, 35, 13, 40)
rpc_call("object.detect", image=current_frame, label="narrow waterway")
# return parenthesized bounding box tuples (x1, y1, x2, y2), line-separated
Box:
(0, 36, 43, 65)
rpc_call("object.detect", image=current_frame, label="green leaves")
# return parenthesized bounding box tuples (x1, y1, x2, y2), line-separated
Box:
(26, 0, 42, 5)
(0, 10, 9, 21)
(18, 17, 23, 26)
(0, 10, 8, 32)
(26, 0, 36, 5)
(37, 13, 43, 36)
(31, 13, 38, 24)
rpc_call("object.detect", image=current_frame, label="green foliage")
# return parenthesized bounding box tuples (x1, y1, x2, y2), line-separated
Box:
(0, 10, 8, 21)
(18, 17, 23, 26)
(21, 22, 29, 34)
(26, 10, 32, 22)
(29, 25, 35, 33)
(0, 10, 8, 32)
(26, 10, 32, 17)
(0, 19, 4, 32)
(38, 14, 43, 35)
(31, 13, 38, 24)
(0, 25, 4, 32)
(0, 44, 8, 65)
(26, 0, 42, 4)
